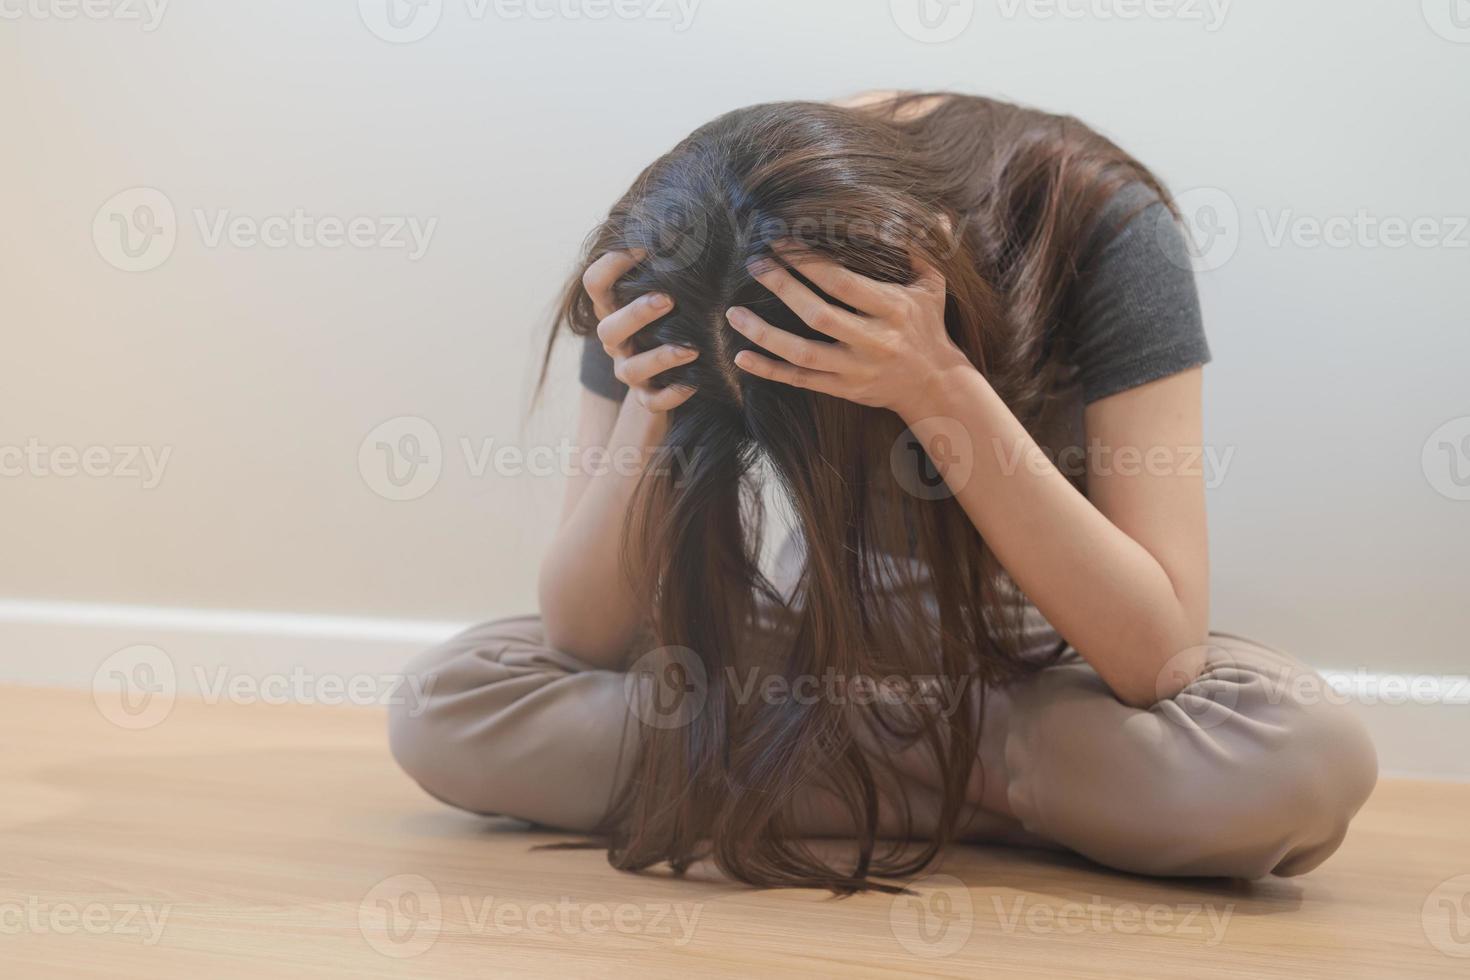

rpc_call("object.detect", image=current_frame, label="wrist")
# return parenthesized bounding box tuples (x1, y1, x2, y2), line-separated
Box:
(895, 349, 983, 424)
(618, 391, 671, 447)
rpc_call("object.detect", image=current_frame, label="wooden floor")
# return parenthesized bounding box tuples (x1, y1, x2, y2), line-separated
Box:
(3, 686, 1468, 979)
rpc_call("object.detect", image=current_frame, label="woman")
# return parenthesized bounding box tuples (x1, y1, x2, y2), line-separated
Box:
(389, 92, 1377, 893)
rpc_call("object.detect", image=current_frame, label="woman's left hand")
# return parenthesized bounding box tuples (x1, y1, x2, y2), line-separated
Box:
(725, 241, 975, 421)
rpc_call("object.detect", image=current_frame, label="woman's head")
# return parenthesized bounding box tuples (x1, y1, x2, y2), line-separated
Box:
(569, 99, 965, 412)
(544, 93, 1169, 891)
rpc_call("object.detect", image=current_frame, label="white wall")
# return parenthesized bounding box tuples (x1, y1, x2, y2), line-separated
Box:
(2, 0, 1466, 690)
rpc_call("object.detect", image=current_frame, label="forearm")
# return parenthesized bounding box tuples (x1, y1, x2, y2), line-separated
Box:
(537, 395, 667, 667)
(901, 367, 1208, 707)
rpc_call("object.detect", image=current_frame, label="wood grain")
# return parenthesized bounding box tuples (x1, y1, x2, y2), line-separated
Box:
(2, 684, 1466, 978)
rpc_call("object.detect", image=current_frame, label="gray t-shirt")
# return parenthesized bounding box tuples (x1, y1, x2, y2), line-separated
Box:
(579, 183, 1209, 408)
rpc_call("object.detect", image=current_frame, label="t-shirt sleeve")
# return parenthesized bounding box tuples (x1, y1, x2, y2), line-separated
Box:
(1068, 183, 1212, 404)
(580, 331, 628, 402)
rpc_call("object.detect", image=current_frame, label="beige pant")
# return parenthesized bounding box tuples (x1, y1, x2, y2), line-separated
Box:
(389, 605, 1378, 880)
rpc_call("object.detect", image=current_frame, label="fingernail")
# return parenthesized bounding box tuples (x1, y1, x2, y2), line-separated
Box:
(649, 294, 671, 310)
(725, 307, 746, 327)
(678, 346, 699, 360)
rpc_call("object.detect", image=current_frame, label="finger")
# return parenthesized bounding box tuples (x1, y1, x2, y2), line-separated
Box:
(583, 248, 647, 320)
(616, 343, 699, 387)
(772, 240, 899, 315)
(638, 383, 697, 413)
(908, 249, 946, 297)
(597, 292, 672, 354)
(747, 258, 863, 342)
(732, 349, 844, 397)
(726, 307, 849, 373)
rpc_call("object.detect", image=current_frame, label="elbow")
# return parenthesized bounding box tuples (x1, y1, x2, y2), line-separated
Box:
(541, 619, 631, 668)
(536, 557, 627, 665)
(1108, 615, 1212, 711)
(538, 607, 594, 660)
(536, 557, 579, 652)
(1112, 680, 1169, 712)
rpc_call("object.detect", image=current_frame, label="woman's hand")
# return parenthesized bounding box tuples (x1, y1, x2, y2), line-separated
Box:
(725, 242, 973, 421)
(584, 249, 699, 413)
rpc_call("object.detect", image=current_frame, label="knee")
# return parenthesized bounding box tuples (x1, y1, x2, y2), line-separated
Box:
(387, 637, 490, 814)
(1252, 688, 1378, 876)
(1149, 648, 1378, 877)
(386, 616, 631, 828)
(387, 616, 551, 815)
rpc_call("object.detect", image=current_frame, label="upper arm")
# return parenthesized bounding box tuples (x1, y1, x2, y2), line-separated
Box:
(1068, 186, 1211, 404)
(558, 387, 622, 524)
(1083, 367, 1210, 633)
(1067, 183, 1213, 631)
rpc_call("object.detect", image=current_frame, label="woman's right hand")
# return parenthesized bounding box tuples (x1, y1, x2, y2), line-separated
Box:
(584, 249, 699, 413)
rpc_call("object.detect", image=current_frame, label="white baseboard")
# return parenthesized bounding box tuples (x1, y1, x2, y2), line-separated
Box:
(0, 598, 469, 701)
(2, 598, 1465, 780)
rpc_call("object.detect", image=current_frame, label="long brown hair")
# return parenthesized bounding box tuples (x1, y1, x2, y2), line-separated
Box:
(542, 93, 1170, 892)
